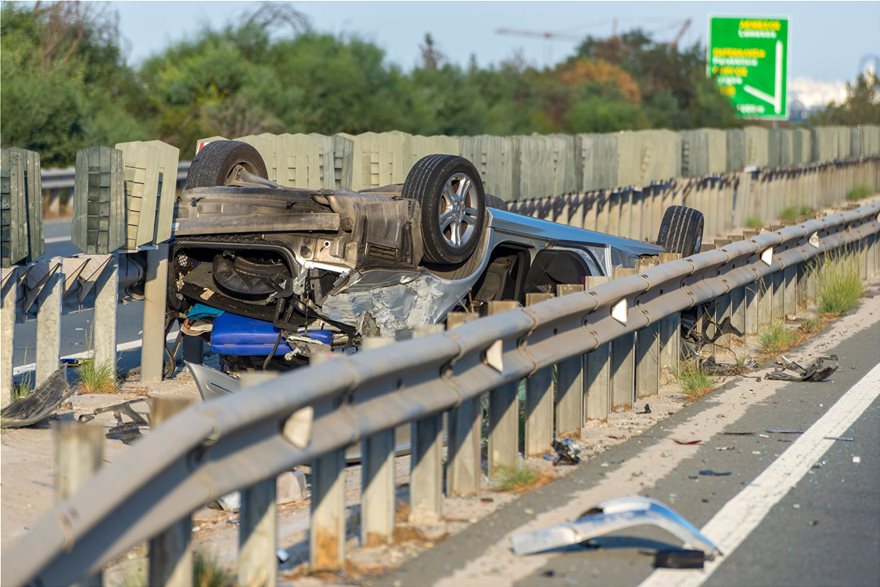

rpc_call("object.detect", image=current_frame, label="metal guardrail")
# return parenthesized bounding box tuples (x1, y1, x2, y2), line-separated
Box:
(4, 199, 879, 586)
(41, 161, 192, 190)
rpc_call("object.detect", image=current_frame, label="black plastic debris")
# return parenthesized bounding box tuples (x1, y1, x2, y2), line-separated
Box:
(548, 438, 581, 465)
(79, 398, 149, 444)
(654, 548, 706, 569)
(766, 354, 838, 382)
(1, 366, 72, 428)
(698, 469, 732, 477)
(637, 403, 652, 415)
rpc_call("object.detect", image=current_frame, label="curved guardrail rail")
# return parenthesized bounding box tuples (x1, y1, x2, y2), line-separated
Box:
(3, 201, 879, 586)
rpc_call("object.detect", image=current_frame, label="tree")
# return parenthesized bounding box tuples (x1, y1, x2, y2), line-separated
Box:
(811, 73, 880, 125)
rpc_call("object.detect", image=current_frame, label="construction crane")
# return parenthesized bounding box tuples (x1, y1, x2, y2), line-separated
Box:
(495, 28, 582, 41)
(669, 18, 691, 48)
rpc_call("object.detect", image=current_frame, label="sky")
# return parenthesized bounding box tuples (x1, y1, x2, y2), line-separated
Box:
(112, 1, 879, 83)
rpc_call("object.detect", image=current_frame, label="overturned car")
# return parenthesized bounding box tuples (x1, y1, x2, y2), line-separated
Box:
(169, 140, 704, 369)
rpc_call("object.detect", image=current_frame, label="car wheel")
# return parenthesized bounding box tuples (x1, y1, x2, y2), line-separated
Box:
(402, 154, 486, 265)
(185, 140, 268, 189)
(656, 205, 705, 257)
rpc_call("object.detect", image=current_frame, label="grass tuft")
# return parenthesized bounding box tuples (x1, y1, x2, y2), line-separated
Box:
(492, 464, 553, 493)
(77, 360, 118, 394)
(779, 205, 814, 222)
(817, 255, 863, 316)
(745, 216, 764, 230)
(799, 316, 825, 335)
(759, 321, 801, 355)
(676, 361, 715, 401)
(846, 184, 872, 201)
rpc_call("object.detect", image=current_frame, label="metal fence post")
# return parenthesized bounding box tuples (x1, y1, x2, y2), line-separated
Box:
(635, 260, 660, 398)
(142, 244, 169, 382)
(610, 268, 636, 409)
(487, 300, 520, 476)
(409, 324, 445, 523)
(783, 263, 798, 317)
(54, 422, 105, 587)
(148, 397, 194, 587)
(584, 276, 611, 421)
(446, 312, 482, 497)
(555, 284, 584, 437)
(359, 336, 396, 545)
(524, 293, 554, 456)
(1, 272, 16, 408)
(93, 254, 118, 372)
(657, 254, 681, 383)
(36, 258, 63, 387)
(238, 372, 278, 587)
(309, 351, 346, 571)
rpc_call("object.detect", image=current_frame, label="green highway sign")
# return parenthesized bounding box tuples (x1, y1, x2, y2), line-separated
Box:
(708, 16, 789, 120)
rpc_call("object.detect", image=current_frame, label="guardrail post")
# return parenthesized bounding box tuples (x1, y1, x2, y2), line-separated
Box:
(524, 293, 554, 455)
(93, 254, 118, 372)
(487, 300, 520, 476)
(54, 422, 104, 587)
(238, 372, 278, 587)
(610, 268, 636, 409)
(309, 351, 346, 571)
(409, 324, 445, 523)
(1, 272, 15, 408)
(446, 312, 482, 497)
(584, 277, 611, 421)
(657, 254, 681, 383)
(148, 396, 194, 587)
(635, 260, 660, 398)
(36, 257, 63, 387)
(710, 239, 733, 351)
(757, 274, 773, 330)
(783, 261, 798, 317)
(555, 284, 584, 437)
(770, 267, 785, 322)
(359, 336, 396, 545)
(142, 244, 169, 382)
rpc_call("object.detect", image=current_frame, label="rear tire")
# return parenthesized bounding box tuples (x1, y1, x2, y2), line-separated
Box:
(185, 140, 268, 189)
(402, 154, 486, 265)
(657, 206, 704, 257)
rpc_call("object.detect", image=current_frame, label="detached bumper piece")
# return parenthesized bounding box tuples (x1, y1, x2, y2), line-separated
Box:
(510, 496, 721, 561)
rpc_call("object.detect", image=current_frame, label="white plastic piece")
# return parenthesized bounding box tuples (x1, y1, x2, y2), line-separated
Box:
(486, 339, 504, 373)
(283, 407, 314, 449)
(809, 232, 820, 248)
(761, 247, 774, 266)
(611, 298, 628, 325)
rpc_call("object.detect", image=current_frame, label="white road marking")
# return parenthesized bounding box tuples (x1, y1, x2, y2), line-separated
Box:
(640, 362, 880, 587)
(44, 235, 72, 244)
(12, 331, 179, 376)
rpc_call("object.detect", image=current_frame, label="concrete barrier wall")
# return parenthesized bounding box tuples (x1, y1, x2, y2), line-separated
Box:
(680, 129, 727, 176)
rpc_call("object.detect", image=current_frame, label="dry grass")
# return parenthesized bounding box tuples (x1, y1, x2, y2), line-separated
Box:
(745, 216, 764, 230)
(846, 184, 872, 202)
(121, 553, 232, 587)
(817, 255, 863, 316)
(799, 316, 826, 335)
(676, 361, 715, 401)
(76, 360, 118, 393)
(759, 321, 803, 355)
(492, 464, 555, 493)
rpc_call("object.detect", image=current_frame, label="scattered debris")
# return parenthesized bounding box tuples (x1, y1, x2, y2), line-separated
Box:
(698, 469, 732, 477)
(766, 354, 838, 382)
(766, 429, 804, 435)
(823, 435, 854, 442)
(1, 367, 73, 428)
(716, 446, 735, 451)
(673, 439, 702, 446)
(654, 548, 706, 570)
(721, 431, 755, 436)
(510, 496, 721, 558)
(703, 356, 757, 376)
(852, 456, 861, 464)
(548, 439, 582, 465)
(79, 398, 149, 444)
(637, 404, 652, 415)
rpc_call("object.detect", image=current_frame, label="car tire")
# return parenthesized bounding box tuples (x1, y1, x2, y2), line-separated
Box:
(185, 140, 268, 189)
(402, 154, 486, 265)
(656, 205, 704, 257)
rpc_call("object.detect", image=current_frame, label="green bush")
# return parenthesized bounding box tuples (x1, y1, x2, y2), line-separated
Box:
(676, 361, 715, 400)
(759, 321, 800, 354)
(846, 184, 873, 201)
(817, 255, 863, 315)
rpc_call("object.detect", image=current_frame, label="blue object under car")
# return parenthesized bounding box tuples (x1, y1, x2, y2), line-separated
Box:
(210, 312, 334, 356)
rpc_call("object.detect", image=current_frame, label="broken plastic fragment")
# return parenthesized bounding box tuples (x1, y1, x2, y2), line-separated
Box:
(766, 354, 838, 382)
(548, 438, 582, 465)
(510, 496, 721, 558)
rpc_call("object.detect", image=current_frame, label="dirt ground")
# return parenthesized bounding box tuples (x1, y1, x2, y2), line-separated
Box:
(2, 280, 878, 586)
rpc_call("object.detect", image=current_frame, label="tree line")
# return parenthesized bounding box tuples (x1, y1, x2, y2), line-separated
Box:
(2, 2, 875, 167)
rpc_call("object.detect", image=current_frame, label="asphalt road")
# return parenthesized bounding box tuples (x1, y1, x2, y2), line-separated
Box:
(376, 317, 880, 587)
(12, 219, 148, 375)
